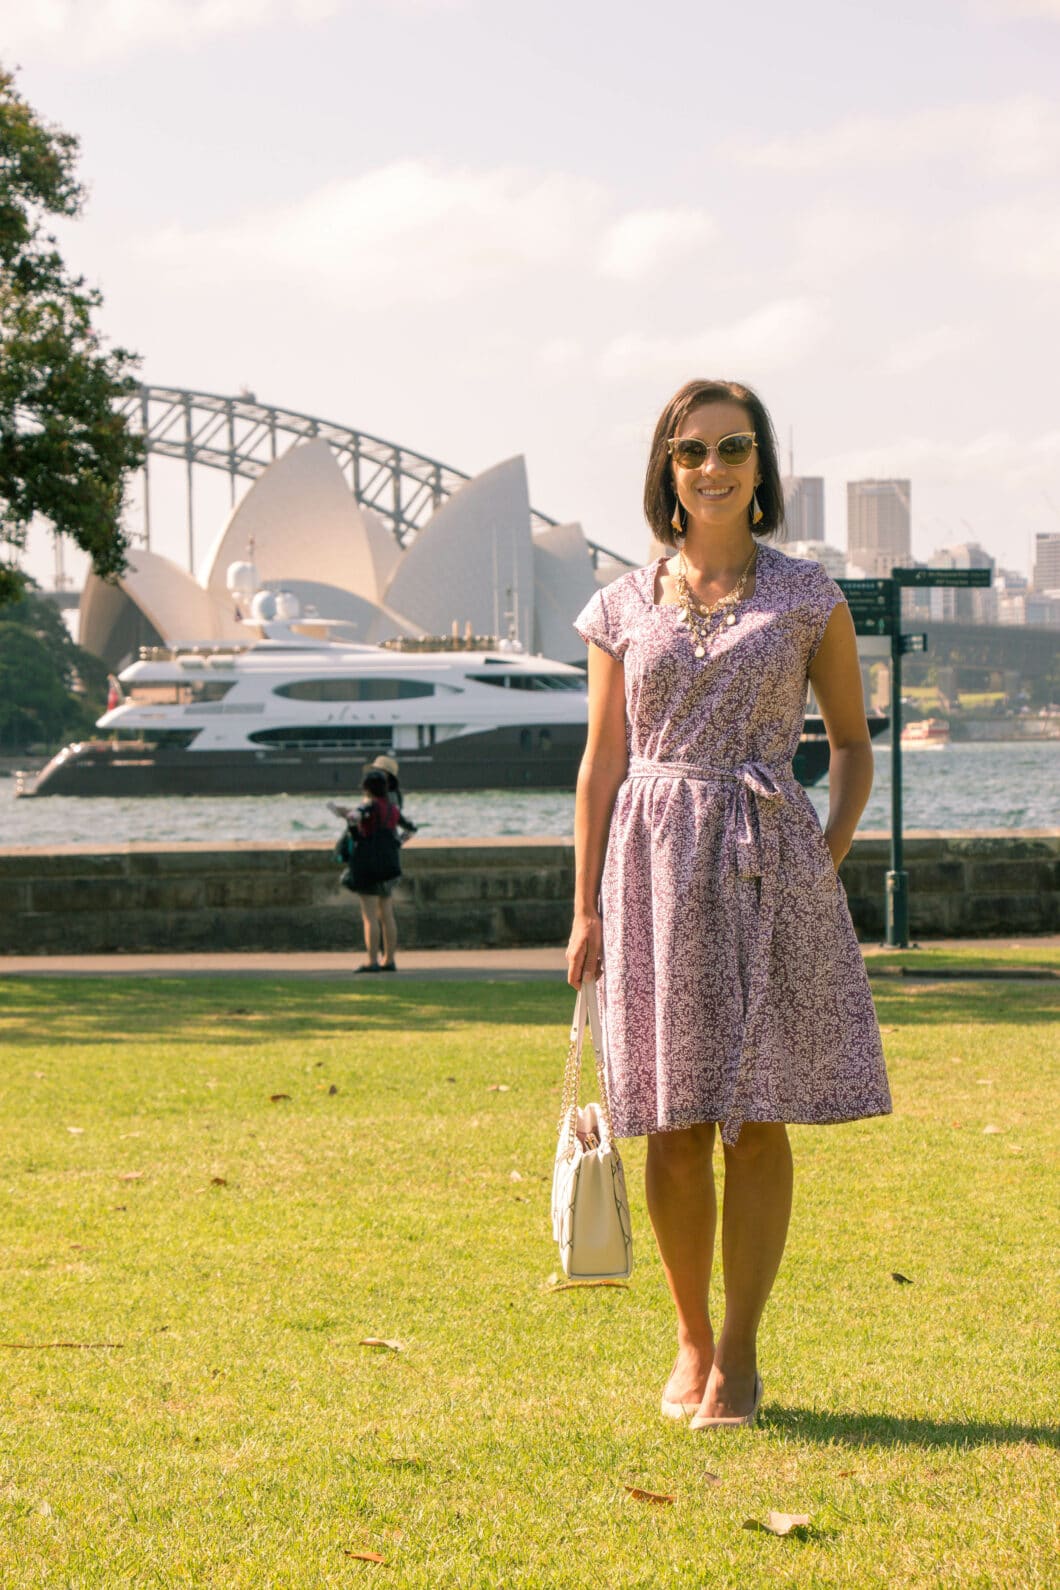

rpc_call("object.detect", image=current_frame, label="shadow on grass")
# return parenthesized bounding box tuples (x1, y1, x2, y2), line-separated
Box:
(765, 1406, 1060, 1450)
(0, 977, 572, 1045)
(0, 976, 1056, 1049)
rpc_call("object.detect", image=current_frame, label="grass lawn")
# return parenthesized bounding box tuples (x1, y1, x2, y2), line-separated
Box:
(1, 961, 1057, 1588)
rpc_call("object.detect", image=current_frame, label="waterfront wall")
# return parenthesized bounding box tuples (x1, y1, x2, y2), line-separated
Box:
(0, 834, 1056, 954)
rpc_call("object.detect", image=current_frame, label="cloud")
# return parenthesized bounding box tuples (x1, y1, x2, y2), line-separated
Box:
(729, 96, 1060, 180)
(882, 325, 976, 375)
(597, 208, 715, 282)
(598, 298, 828, 382)
(821, 430, 1060, 491)
(141, 161, 604, 305)
(967, 201, 1060, 279)
(976, 0, 1060, 17)
(0, 0, 341, 62)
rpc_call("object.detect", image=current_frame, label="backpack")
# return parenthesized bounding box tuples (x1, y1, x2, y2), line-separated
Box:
(335, 805, 402, 893)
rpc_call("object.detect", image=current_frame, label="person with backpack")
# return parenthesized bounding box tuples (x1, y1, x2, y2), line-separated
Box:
(331, 769, 404, 973)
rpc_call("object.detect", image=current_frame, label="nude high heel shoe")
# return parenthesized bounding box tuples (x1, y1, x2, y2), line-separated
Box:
(688, 1373, 763, 1430)
(660, 1396, 702, 1420)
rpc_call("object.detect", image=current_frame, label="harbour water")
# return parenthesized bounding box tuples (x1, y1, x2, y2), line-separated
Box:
(1, 741, 1056, 847)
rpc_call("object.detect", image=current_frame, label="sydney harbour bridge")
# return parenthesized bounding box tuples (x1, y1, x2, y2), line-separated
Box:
(48, 382, 627, 598)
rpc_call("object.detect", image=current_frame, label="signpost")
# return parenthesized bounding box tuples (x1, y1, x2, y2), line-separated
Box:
(837, 567, 992, 948)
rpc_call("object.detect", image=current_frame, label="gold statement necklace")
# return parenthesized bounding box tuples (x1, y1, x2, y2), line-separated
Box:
(674, 545, 758, 659)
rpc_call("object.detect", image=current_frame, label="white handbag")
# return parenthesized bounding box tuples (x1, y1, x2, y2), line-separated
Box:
(551, 979, 633, 1281)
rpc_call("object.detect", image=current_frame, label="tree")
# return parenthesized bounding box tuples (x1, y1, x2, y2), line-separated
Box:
(0, 66, 143, 607)
(0, 579, 107, 750)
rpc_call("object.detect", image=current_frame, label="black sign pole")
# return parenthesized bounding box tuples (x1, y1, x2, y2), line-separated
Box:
(887, 602, 909, 947)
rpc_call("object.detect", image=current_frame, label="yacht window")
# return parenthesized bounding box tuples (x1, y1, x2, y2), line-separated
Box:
(248, 727, 396, 748)
(466, 673, 584, 692)
(274, 678, 435, 701)
(128, 680, 236, 705)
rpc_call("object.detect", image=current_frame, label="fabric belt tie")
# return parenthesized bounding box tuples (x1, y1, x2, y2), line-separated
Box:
(624, 755, 791, 1143)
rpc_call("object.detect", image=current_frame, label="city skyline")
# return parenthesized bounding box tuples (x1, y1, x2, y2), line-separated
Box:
(5, 0, 1059, 593)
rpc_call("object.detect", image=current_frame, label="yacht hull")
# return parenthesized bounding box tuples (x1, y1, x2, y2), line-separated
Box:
(22, 721, 840, 797)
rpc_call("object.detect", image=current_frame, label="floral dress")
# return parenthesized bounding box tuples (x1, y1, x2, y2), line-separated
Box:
(574, 542, 892, 1145)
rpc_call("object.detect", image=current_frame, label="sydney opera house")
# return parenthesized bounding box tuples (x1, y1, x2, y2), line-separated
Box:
(79, 435, 634, 672)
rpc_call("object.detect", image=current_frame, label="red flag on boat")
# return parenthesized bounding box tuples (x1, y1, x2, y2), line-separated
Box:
(106, 675, 122, 711)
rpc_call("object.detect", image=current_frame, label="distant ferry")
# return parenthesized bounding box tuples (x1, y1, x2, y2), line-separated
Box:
(901, 716, 950, 748)
(17, 626, 889, 798)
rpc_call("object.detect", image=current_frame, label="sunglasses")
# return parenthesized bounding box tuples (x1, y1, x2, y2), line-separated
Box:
(668, 432, 757, 469)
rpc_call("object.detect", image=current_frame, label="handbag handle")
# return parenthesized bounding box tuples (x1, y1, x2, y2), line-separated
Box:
(558, 979, 616, 1158)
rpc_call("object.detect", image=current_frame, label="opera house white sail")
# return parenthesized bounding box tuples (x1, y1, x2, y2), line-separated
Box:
(79, 437, 607, 670)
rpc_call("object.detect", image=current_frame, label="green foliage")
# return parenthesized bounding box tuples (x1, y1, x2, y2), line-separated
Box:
(0, 970, 1055, 1586)
(0, 579, 106, 748)
(0, 66, 143, 606)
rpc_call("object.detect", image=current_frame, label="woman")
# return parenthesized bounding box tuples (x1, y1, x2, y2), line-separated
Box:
(329, 758, 416, 973)
(566, 378, 891, 1430)
(333, 769, 403, 973)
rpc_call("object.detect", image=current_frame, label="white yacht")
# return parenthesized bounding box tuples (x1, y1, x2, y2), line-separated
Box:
(20, 623, 590, 798)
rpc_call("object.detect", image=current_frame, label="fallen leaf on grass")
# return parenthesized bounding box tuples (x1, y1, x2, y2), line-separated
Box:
(949, 1055, 964, 1064)
(548, 1280, 629, 1292)
(210, 1177, 228, 1187)
(66, 1127, 84, 1135)
(2, 1339, 122, 1350)
(703, 1472, 722, 1486)
(891, 1272, 913, 1284)
(343, 1548, 385, 1562)
(359, 1337, 404, 1352)
(487, 1084, 511, 1093)
(509, 1170, 523, 1182)
(118, 1171, 144, 1182)
(269, 1093, 292, 1103)
(328, 1084, 338, 1096)
(975, 1079, 994, 1086)
(386, 1456, 423, 1469)
(836, 1469, 855, 1478)
(982, 1124, 1002, 1135)
(744, 1511, 812, 1537)
(624, 1485, 675, 1505)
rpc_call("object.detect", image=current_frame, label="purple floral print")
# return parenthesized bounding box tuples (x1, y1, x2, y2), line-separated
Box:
(574, 543, 892, 1145)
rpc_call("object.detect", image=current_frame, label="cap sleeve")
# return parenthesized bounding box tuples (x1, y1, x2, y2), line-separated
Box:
(807, 566, 848, 663)
(573, 584, 629, 661)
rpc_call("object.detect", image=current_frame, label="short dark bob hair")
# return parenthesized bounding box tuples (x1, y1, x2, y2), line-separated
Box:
(644, 378, 785, 548)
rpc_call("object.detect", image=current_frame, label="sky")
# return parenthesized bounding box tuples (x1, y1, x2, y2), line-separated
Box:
(5, 0, 1060, 593)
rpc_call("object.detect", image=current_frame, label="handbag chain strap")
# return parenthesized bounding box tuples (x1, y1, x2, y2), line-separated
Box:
(558, 980, 616, 1159)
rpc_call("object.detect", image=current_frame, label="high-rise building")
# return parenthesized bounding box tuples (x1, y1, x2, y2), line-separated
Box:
(1032, 531, 1060, 591)
(928, 543, 996, 623)
(846, 480, 911, 578)
(779, 540, 847, 578)
(780, 476, 825, 544)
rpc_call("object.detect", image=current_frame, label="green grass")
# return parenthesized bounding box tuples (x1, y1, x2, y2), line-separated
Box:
(0, 966, 1057, 1588)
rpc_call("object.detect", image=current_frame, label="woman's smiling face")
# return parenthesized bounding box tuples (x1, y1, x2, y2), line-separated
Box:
(672, 401, 760, 529)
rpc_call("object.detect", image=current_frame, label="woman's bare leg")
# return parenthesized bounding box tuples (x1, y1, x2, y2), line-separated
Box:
(645, 1123, 718, 1406)
(379, 897, 398, 965)
(358, 897, 381, 964)
(698, 1121, 793, 1419)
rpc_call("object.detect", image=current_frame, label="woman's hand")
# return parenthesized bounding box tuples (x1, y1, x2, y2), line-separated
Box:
(566, 909, 604, 989)
(824, 830, 849, 872)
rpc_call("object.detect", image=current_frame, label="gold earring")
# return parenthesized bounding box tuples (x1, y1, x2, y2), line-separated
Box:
(751, 488, 764, 527)
(671, 500, 686, 546)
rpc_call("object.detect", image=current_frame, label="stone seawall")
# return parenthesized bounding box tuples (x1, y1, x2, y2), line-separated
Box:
(0, 834, 1056, 955)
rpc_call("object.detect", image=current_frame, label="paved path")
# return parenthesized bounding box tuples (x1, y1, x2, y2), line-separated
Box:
(1, 940, 1056, 981)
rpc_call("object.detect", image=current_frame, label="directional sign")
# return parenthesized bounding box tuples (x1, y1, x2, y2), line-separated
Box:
(891, 567, 992, 587)
(837, 577, 899, 636)
(900, 632, 928, 655)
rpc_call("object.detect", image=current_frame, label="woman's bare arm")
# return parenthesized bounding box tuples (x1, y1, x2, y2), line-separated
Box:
(566, 644, 628, 988)
(808, 602, 874, 870)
